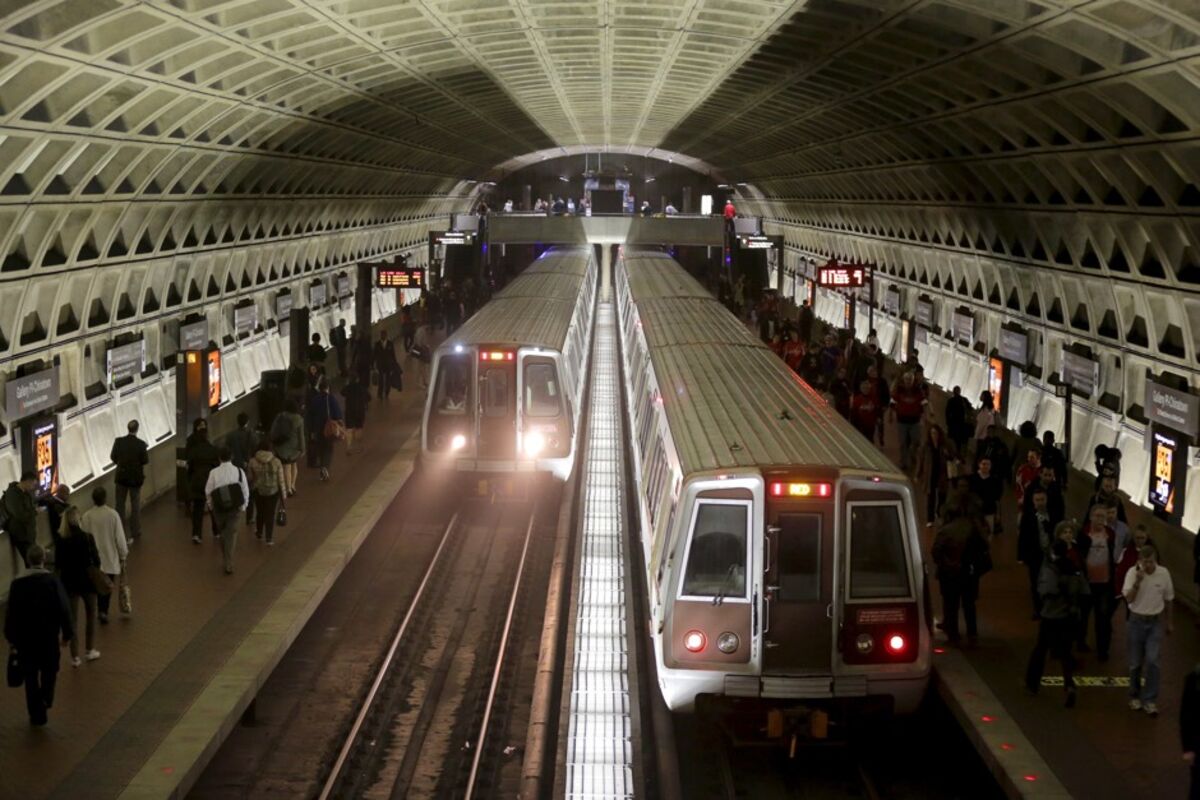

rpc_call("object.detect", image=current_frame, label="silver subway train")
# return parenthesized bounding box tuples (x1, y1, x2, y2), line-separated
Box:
(421, 246, 598, 480)
(615, 248, 931, 715)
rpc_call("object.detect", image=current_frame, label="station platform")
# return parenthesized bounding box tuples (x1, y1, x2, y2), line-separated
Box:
(822, 326, 1196, 798)
(0, 382, 425, 800)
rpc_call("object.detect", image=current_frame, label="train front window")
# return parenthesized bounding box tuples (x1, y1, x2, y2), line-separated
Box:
(847, 503, 911, 599)
(777, 514, 821, 602)
(483, 369, 509, 418)
(434, 358, 469, 415)
(681, 502, 748, 599)
(524, 361, 561, 418)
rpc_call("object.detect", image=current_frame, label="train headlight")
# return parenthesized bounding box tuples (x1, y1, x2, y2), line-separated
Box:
(523, 431, 546, 457)
(716, 631, 739, 654)
(683, 630, 706, 653)
(886, 634, 907, 654)
(450, 434, 467, 451)
(855, 633, 874, 654)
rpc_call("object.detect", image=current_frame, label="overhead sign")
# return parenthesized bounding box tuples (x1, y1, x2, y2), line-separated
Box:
(430, 231, 475, 247)
(106, 340, 146, 386)
(915, 298, 934, 328)
(376, 266, 426, 289)
(309, 282, 327, 307)
(234, 304, 258, 336)
(952, 310, 975, 347)
(1060, 349, 1100, 396)
(737, 234, 779, 250)
(180, 318, 208, 351)
(818, 265, 867, 288)
(1146, 380, 1199, 437)
(5, 367, 60, 422)
(337, 275, 352, 297)
(1149, 429, 1186, 523)
(998, 327, 1029, 367)
(884, 286, 901, 316)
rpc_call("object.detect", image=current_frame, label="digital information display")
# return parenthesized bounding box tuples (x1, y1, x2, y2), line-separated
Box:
(430, 231, 475, 247)
(738, 234, 778, 250)
(818, 265, 867, 288)
(33, 419, 57, 497)
(1149, 429, 1187, 522)
(377, 266, 426, 289)
(207, 350, 221, 409)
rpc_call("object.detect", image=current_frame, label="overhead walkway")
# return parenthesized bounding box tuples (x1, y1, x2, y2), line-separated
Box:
(487, 214, 724, 246)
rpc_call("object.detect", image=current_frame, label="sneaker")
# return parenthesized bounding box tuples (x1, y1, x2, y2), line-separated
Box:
(192, 536, 201, 545)
(84, 650, 101, 662)
(266, 540, 275, 547)
(224, 566, 234, 575)
(71, 657, 81, 668)
(1129, 698, 1143, 711)
(1144, 703, 1159, 717)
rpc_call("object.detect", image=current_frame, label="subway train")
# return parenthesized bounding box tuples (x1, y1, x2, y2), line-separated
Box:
(420, 246, 598, 480)
(615, 248, 931, 717)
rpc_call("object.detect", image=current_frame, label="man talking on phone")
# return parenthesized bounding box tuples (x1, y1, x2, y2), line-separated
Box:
(1123, 546, 1174, 717)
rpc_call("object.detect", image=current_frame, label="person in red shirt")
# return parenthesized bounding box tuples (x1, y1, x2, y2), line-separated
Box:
(850, 379, 880, 441)
(1114, 524, 1155, 605)
(768, 331, 784, 358)
(1014, 447, 1042, 510)
(723, 200, 737, 220)
(889, 371, 927, 472)
(782, 330, 805, 372)
(1077, 502, 1119, 660)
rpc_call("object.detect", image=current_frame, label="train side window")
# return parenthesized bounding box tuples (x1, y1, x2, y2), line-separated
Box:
(524, 361, 561, 418)
(680, 501, 749, 600)
(434, 358, 469, 415)
(847, 502, 911, 599)
(482, 368, 509, 418)
(777, 514, 821, 602)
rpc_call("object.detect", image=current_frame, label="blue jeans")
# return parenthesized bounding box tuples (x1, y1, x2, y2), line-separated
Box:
(1127, 613, 1163, 703)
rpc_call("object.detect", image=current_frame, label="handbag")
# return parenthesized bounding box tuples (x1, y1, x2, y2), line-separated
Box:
(88, 565, 113, 596)
(275, 497, 287, 527)
(119, 581, 132, 615)
(7, 650, 21, 687)
(323, 396, 345, 440)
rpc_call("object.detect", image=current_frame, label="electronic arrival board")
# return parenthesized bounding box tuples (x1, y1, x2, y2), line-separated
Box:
(376, 266, 426, 289)
(817, 265, 867, 288)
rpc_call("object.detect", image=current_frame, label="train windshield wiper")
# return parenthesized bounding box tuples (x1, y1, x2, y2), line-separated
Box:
(713, 564, 738, 606)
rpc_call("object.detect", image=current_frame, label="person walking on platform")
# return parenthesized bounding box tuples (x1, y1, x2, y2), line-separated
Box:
(1116, 525, 1156, 607)
(306, 332, 327, 367)
(973, 391, 996, 453)
(1025, 539, 1088, 708)
(81, 487, 127, 624)
(55, 506, 100, 665)
(4, 544, 71, 726)
(2, 472, 39, 568)
(110, 420, 148, 543)
(246, 440, 284, 546)
(331, 319, 349, 377)
(932, 504, 988, 646)
(205, 447, 249, 575)
(353, 332, 373, 389)
(1018, 488, 1056, 619)
(969, 457, 1003, 537)
(43, 483, 71, 545)
(1041, 430, 1068, 488)
(1022, 465, 1066, 526)
(1182, 665, 1200, 798)
(341, 372, 370, 456)
(226, 412, 257, 527)
(1124, 545, 1174, 716)
(916, 424, 957, 526)
(374, 331, 400, 401)
(944, 386, 971, 456)
(400, 305, 417, 353)
(890, 371, 927, 473)
(798, 300, 814, 344)
(1078, 502, 1119, 660)
(850, 379, 881, 442)
(306, 377, 344, 482)
(185, 419, 220, 545)
(270, 399, 305, 497)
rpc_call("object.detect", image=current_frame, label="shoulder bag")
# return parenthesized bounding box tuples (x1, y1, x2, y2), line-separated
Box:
(276, 495, 288, 527)
(323, 396, 345, 440)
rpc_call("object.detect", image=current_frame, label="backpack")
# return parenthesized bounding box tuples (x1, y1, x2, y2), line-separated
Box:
(251, 458, 282, 496)
(212, 470, 245, 514)
(270, 414, 292, 447)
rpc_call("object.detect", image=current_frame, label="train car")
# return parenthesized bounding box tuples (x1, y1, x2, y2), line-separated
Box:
(421, 246, 598, 480)
(615, 249, 931, 718)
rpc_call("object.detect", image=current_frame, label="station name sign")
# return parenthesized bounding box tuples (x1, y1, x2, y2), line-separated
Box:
(234, 304, 258, 336)
(5, 367, 59, 422)
(337, 275, 352, 297)
(376, 266, 426, 289)
(1146, 380, 1199, 437)
(309, 282, 327, 307)
(817, 265, 866, 288)
(884, 286, 901, 316)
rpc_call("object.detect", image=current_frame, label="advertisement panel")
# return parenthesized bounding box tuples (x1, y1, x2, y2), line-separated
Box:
(207, 350, 221, 409)
(988, 357, 1006, 419)
(33, 418, 57, 497)
(1148, 429, 1187, 523)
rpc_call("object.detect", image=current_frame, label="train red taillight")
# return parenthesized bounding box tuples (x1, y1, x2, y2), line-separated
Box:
(683, 630, 706, 653)
(886, 634, 907, 655)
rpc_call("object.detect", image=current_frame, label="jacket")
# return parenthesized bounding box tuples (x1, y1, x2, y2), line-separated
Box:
(305, 390, 343, 435)
(225, 425, 256, 468)
(969, 472, 1003, 516)
(1039, 560, 1089, 621)
(342, 382, 370, 429)
(110, 434, 149, 487)
(247, 451, 284, 497)
(1, 483, 37, 546)
(4, 570, 72, 663)
(82, 506, 127, 575)
(270, 412, 305, 462)
(931, 517, 986, 580)
(1021, 478, 1066, 524)
(185, 435, 221, 496)
(55, 526, 100, 597)
(1018, 510, 1054, 564)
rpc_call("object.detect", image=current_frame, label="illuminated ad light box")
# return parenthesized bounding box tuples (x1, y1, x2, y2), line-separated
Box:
(1148, 429, 1187, 523)
(207, 350, 222, 409)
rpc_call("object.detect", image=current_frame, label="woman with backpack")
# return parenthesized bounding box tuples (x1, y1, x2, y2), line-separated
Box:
(246, 440, 285, 546)
(269, 399, 305, 497)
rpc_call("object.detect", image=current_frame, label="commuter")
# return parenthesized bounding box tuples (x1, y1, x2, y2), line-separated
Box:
(828, 367, 851, 419)
(445, 289, 463, 333)
(850, 379, 881, 441)
(890, 371, 927, 473)
(567, 197, 576, 214)
(226, 412, 257, 526)
(665, 202, 678, 215)
(976, 425, 1011, 485)
(1094, 445, 1122, 489)
(969, 457, 1003, 536)
(306, 377, 344, 482)
(1124, 545, 1174, 716)
(798, 301, 814, 343)
(205, 447, 249, 574)
(1022, 465, 1066, 526)
(269, 399, 305, 496)
(401, 305, 417, 352)
(1009, 421, 1039, 478)
(2, 471, 39, 568)
(640, 200, 651, 216)
(306, 332, 326, 366)
(374, 331, 401, 401)
(82, 487, 127, 624)
(246, 440, 284, 546)
(1077, 502, 1119, 660)
(1014, 447, 1042, 511)
(184, 419, 220, 544)
(54, 506, 100, 665)
(973, 391, 996, 445)
(1087, 474, 1129, 525)
(342, 372, 370, 456)
(723, 199, 736, 235)
(916, 424, 957, 525)
(865, 364, 890, 447)
(110, 420, 148, 543)
(4, 544, 71, 726)
(782, 330, 804, 372)
(1040, 430, 1068, 487)
(503, 199, 513, 213)
(352, 332, 373, 388)
(1116, 525, 1156, 606)
(931, 503, 988, 646)
(42, 483, 71, 545)
(1018, 488, 1056, 618)
(944, 386, 972, 455)
(1182, 665, 1200, 797)
(331, 319, 349, 377)
(1025, 539, 1088, 708)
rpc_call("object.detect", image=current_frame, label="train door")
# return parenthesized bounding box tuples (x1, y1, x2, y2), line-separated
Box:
(763, 481, 834, 673)
(476, 348, 517, 460)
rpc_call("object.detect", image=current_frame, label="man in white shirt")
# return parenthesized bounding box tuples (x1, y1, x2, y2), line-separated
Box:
(1123, 546, 1174, 716)
(205, 447, 249, 575)
(81, 486, 128, 623)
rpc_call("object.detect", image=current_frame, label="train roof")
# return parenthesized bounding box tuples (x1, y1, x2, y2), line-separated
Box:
(623, 259, 898, 477)
(622, 250, 711, 300)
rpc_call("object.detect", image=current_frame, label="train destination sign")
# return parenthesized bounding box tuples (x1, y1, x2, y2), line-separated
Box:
(1146, 380, 1199, 437)
(376, 266, 426, 289)
(5, 367, 59, 422)
(817, 265, 867, 288)
(998, 327, 1029, 367)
